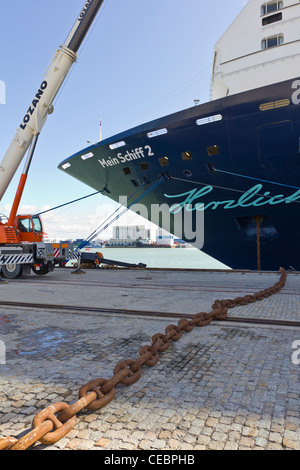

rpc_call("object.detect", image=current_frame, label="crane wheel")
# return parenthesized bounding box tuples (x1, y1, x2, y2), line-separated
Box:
(1, 264, 22, 279)
(32, 265, 50, 276)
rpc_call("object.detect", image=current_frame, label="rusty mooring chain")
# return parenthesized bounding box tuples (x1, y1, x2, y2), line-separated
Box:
(0, 268, 287, 450)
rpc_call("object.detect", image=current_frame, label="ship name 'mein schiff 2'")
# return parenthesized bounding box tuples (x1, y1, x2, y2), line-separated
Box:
(59, 0, 300, 271)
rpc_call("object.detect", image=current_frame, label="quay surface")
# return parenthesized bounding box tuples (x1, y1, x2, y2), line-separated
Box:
(0, 268, 299, 451)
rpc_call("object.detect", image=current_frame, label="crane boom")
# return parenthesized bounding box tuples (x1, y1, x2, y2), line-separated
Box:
(0, 0, 105, 201)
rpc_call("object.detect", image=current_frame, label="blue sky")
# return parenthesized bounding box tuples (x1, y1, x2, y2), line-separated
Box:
(0, 0, 246, 240)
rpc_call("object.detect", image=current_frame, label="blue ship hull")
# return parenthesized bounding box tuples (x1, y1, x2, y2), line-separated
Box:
(59, 78, 300, 270)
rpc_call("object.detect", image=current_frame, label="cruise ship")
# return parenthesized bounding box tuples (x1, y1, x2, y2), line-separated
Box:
(59, 0, 300, 271)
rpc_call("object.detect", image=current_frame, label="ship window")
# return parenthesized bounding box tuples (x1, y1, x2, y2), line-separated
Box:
(109, 141, 126, 149)
(32, 216, 42, 233)
(259, 99, 290, 111)
(81, 152, 94, 160)
(159, 156, 169, 166)
(207, 145, 219, 156)
(262, 12, 282, 25)
(62, 162, 71, 170)
(123, 167, 131, 175)
(18, 218, 33, 233)
(147, 128, 168, 138)
(181, 151, 193, 161)
(140, 162, 149, 170)
(261, 35, 284, 49)
(196, 114, 223, 126)
(261, 1, 283, 15)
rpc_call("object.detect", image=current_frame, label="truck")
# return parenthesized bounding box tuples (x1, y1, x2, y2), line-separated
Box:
(0, 0, 105, 279)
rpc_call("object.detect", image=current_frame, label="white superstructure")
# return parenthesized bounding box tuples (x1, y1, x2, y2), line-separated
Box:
(210, 0, 300, 100)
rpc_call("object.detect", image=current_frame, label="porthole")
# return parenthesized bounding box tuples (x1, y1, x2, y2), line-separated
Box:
(183, 170, 193, 178)
(140, 162, 149, 171)
(159, 156, 169, 167)
(181, 151, 193, 161)
(207, 145, 220, 156)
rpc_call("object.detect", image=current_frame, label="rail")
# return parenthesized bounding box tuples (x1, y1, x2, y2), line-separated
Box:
(0, 298, 299, 328)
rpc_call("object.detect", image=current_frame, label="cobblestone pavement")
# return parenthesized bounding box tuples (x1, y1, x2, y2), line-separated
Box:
(0, 269, 299, 450)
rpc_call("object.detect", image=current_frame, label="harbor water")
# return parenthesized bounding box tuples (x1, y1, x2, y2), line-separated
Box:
(81, 247, 230, 270)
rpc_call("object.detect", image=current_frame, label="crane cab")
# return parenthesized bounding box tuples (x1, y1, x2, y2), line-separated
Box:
(16, 215, 44, 243)
(0, 214, 44, 245)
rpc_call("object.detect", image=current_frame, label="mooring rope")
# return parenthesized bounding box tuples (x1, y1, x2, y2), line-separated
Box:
(35, 190, 105, 216)
(213, 168, 300, 191)
(171, 176, 300, 204)
(78, 176, 168, 250)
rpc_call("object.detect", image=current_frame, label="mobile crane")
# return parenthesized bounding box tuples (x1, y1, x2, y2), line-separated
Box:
(0, 0, 105, 279)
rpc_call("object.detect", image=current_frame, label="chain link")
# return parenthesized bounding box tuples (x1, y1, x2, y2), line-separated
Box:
(1, 268, 287, 450)
(0, 438, 18, 451)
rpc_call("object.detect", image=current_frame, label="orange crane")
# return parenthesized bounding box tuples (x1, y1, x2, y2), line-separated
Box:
(0, 0, 105, 279)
